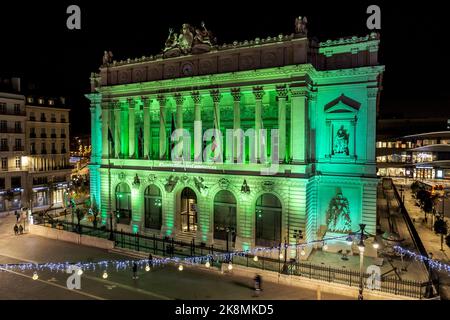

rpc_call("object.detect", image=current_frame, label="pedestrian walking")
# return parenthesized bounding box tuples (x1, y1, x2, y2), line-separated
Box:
(15, 210, 19, 222)
(18, 224, 23, 234)
(13, 224, 18, 235)
(148, 253, 153, 265)
(254, 274, 262, 295)
(132, 262, 138, 279)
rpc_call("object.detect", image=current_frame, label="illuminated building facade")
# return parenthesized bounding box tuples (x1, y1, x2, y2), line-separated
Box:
(87, 23, 384, 257)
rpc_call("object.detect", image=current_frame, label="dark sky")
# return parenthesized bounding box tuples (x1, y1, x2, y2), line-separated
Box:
(0, 1, 449, 136)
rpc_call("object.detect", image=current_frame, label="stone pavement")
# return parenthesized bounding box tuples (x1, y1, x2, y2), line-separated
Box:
(0, 214, 348, 300)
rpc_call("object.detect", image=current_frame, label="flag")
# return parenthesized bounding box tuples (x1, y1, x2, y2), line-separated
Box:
(108, 127, 115, 148)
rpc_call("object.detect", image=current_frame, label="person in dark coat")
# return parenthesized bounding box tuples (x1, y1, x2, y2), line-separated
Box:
(18, 224, 23, 234)
(132, 262, 138, 279)
(148, 253, 153, 265)
(13, 224, 19, 235)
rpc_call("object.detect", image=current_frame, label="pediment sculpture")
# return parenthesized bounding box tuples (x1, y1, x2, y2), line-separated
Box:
(164, 176, 179, 193)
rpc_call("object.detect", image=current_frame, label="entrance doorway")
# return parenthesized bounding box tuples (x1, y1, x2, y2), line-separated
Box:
(180, 187, 197, 232)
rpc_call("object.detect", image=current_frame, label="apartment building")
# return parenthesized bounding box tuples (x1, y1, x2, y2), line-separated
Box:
(0, 77, 72, 213)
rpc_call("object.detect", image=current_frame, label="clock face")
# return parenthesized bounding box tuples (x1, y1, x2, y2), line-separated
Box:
(182, 63, 193, 76)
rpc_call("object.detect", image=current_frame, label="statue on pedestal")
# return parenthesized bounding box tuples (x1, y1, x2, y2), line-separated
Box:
(295, 16, 308, 35)
(102, 51, 113, 65)
(333, 125, 349, 155)
(326, 192, 352, 233)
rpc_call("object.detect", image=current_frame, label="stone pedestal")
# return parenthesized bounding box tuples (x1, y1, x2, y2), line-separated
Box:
(322, 232, 353, 255)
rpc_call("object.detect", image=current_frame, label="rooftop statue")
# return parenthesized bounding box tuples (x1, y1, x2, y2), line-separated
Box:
(178, 23, 194, 54)
(295, 16, 308, 35)
(192, 21, 215, 54)
(102, 50, 113, 65)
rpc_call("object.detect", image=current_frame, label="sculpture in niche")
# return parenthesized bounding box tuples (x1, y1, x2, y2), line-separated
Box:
(326, 191, 352, 233)
(333, 125, 349, 155)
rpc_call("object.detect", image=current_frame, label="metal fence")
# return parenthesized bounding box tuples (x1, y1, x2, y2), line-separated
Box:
(36, 218, 432, 299)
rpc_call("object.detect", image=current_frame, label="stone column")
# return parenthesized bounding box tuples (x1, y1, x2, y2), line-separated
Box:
(174, 93, 185, 159)
(210, 89, 222, 161)
(290, 87, 308, 164)
(157, 95, 167, 160)
(231, 88, 242, 162)
(113, 100, 121, 158)
(276, 85, 288, 163)
(142, 96, 151, 159)
(191, 91, 202, 162)
(101, 102, 109, 158)
(128, 98, 136, 159)
(253, 86, 265, 162)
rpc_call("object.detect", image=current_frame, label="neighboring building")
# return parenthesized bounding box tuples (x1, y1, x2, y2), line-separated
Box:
(0, 77, 72, 213)
(376, 118, 450, 180)
(0, 77, 27, 212)
(87, 22, 384, 257)
(25, 96, 71, 209)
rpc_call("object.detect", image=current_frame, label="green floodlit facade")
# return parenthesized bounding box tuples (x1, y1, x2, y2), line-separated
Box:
(87, 27, 384, 258)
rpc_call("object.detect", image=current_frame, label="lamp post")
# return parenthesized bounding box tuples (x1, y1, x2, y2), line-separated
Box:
(357, 223, 366, 300)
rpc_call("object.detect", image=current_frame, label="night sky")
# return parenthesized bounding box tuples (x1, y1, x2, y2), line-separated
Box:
(0, 1, 449, 136)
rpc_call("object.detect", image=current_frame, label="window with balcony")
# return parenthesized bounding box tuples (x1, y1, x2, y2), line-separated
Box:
(29, 111, 35, 121)
(0, 120, 7, 133)
(30, 142, 36, 155)
(61, 115, 66, 123)
(41, 142, 47, 154)
(0, 103, 6, 114)
(0, 178, 5, 190)
(40, 128, 46, 138)
(14, 104, 21, 115)
(30, 127, 36, 138)
(14, 139, 23, 151)
(14, 122, 22, 133)
(0, 139, 8, 151)
(40, 113, 46, 122)
(60, 128, 66, 138)
(15, 156, 21, 169)
(51, 113, 56, 122)
(51, 142, 56, 154)
(1, 158, 7, 171)
(61, 142, 66, 154)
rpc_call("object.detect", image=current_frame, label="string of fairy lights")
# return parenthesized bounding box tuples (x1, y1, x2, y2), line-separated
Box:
(1, 233, 448, 280)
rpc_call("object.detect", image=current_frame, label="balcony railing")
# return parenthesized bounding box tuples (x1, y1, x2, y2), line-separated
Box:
(51, 134, 57, 138)
(51, 149, 57, 154)
(0, 110, 26, 116)
(41, 149, 47, 155)
(40, 117, 47, 122)
(29, 116, 36, 121)
(0, 128, 23, 134)
(61, 119, 66, 123)
(0, 146, 9, 151)
(13, 146, 24, 151)
(60, 134, 66, 138)
(40, 133, 47, 138)
(30, 132, 36, 138)
(51, 118, 56, 123)
(30, 150, 37, 155)
(61, 148, 67, 154)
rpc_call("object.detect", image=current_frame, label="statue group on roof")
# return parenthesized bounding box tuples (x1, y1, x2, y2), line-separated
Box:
(163, 22, 215, 57)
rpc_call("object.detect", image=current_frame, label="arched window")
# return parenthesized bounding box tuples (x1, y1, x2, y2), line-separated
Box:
(144, 185, 162, 230)
(180, 187, 197, 232)
(115, 183, 131, 224)
(255, 193, 282, 247)
(214, 190, 237, 242)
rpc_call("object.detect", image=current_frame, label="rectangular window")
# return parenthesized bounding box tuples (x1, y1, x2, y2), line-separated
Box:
(0, 102, 6, 113)
(30, 142, 36, 154)
(0, 120, 7, 131)
(29, 111, 35, 121)
(14, 121, 21, 132)
(1, 139, 8, 151)
(1, 157, 7, 170)
(15, 139, 22, 150)
(15, 156, 21, 169)
(14, 104, 21, 114)
(0, 178, 5, 189)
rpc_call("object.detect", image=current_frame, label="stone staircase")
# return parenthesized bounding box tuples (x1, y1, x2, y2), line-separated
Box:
(175, 231, 197, 244)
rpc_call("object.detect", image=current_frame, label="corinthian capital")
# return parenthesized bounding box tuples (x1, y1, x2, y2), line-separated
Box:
(191, 91, 201, 104)
(210, 89, 221, 103)
(156, 94, 166, 106)
(174, 93, 185, 106)
(276, 85, 288, 99)
(252, 86, 265, 100)
(230, 88, 241, 102)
